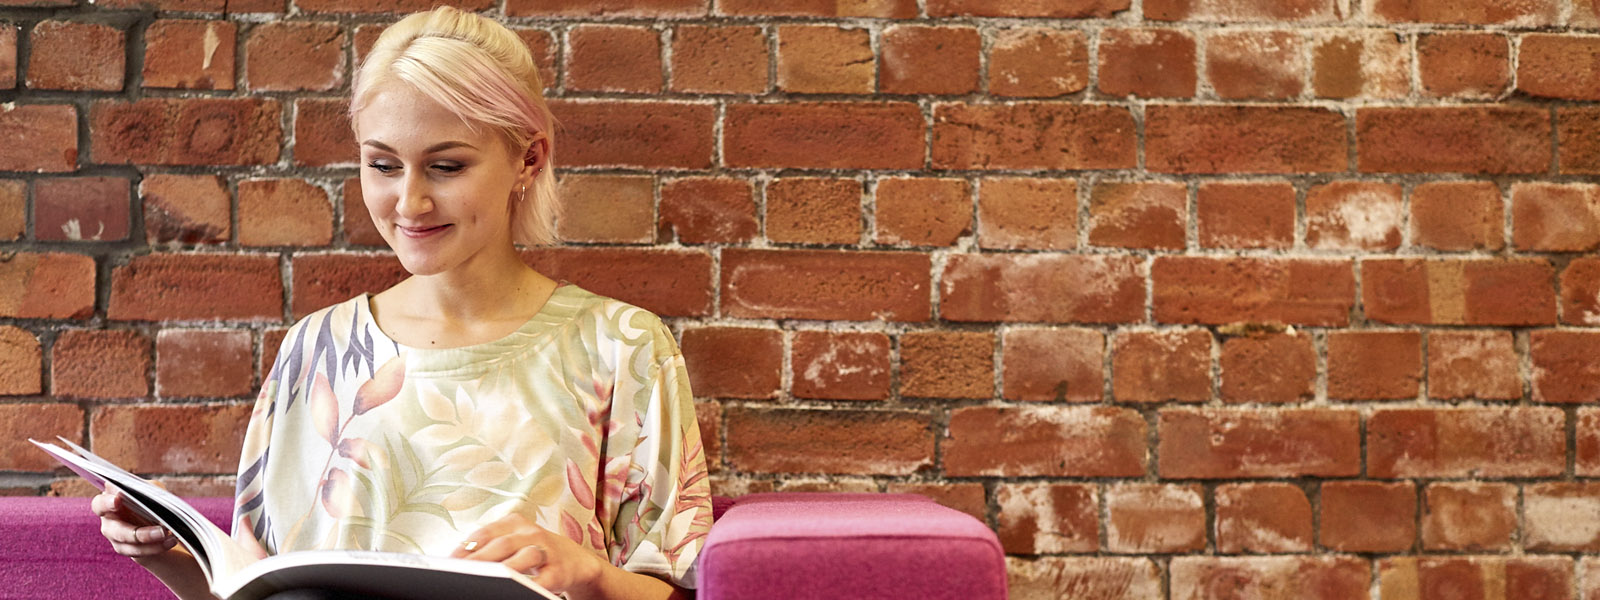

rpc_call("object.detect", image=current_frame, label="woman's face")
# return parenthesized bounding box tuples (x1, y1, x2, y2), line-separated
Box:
(354, 80, 532, 277)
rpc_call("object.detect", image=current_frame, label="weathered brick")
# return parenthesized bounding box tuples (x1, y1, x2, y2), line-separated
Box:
(1357, 107, 1550, 174)
(1422, 482, 1516, 551)
(874, 178, 971, 247)
(776, 25, 873, 94)
(143, 20, 236, 90)
(1007, 557, 1160, 600)
(1429, 330, 1518, 400)
(90, 98, 282, 166)
(509, 28, 556, 90)
(1002, 327, 1103, 403)
(1220, 331, 1316, 404)
(1106, 483, 1205, 554)
(1088, 181, 1186, 250)
(1152, 257, 1355, 326)
(141, 174, 230, 245)
(1560, 107, 1600, 175)
(1519, 34, 1600, 100)
(680, 327, 781, 400)
(718, 0, 914, 17)
(51, 329, 150, 399)
(881, 25, 979, 95)
(1171, 557, 1369, 600)
(696, 400, 721, 473)
(1147, 105, 1346, 174)
(1418, 32, 1509, 98)
(260, 327, 289, 378)
(1362, 258, 1557, 326)
(1197, 181, 1295, 249)
(244, 21, 345, 92)
(659, 177, 757, 245)
(1097, 28, 1196, 98)
(33, 177, 129, 242)
(1380, 556, 1572, 600)
(90, 403, 250, 473)
(1410, 181, 1504, 251)
(506, 0, 701, 17)
(156, 329, 253, 399)
(1306, 181, 1403, 251)
(293, 98, 356, 167)
(726, 102, 922, 170)
(1215, 483, 1313, 554)
(1310, 29, 1409, 99)
(556, 175, 654, 244)
(996, 482, 1098, 553)
(900, 330, 993, 399)
(0, 180, 18, 240)
(0, 326, 41, 395)
(945, 405, 1146, 477)
(551, 100, 713, 169)
(1112, 329, 1211, 403)
(1513, 182, 1600, 252)
(0, 252, 96, 320)
(1368, 407, 1565, 478)
(1205, 30, 1305, 100)
(886, 482, 986, 521)
(1158, 408, 1360, 478)
(1147, 0, 1336, 21)
(0, 24, 14, 89)
(764, 177, 862, 245)
(987, 28, 1088, 98)
(108, 253, 284, 322)
(932, 103, 1135, 170)
(1532, 330, 1600, 403)
(0, 104, 78, 173)
(721, 249, 928, 321)
(341, 178, 383, 247)
(523, 247, 714, 317)
(0, 404, 81, 470)
(27, 21, 124, 92)
(977, 177, 1077, 250)
(791, 330, 890, 401)
(1582, 409, 1600, 477)
(1320, 480, 1416, 553)
(669, 25, 767, 94)
(1564, 259, 1600, 328)
(1369, 0, 1560, 24)
(942, 253, 1144, 324)
(726, 406, 933, 475)
(289, 253, 408, 319)
(928, 0, 1128, 17)
(1327, 330, 1420, 401)
(238, 179, 333, 247)
(568, 25, 661, 93)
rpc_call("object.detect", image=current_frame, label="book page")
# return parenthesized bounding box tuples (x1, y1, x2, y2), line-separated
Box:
(216, 550, 562, 600)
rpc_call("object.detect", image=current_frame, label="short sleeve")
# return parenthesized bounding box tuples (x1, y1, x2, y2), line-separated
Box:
(230, 317, 305, 559)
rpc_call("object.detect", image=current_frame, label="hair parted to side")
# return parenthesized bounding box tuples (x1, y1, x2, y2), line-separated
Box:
(351, 6, 559, 247)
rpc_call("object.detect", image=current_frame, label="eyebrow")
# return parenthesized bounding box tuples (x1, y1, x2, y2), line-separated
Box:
(360, 140, 479, 154)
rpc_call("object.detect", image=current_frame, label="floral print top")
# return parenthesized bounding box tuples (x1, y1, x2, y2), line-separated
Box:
(231, 284, 713, 587)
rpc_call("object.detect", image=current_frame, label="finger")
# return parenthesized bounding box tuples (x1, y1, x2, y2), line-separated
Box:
(505, 543, 548, 574)
(452, 514, 529, 558)
(462, 535, 536, 563)
(90, 492, 114, 516)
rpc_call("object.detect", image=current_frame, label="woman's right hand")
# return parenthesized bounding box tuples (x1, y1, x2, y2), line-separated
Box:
(92, 489, 178, 557)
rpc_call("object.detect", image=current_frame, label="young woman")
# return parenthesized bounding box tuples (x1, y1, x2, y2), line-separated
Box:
(91, 7, 712, 600)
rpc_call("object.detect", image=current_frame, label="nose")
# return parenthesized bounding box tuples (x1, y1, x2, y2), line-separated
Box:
(395, 170, 433, 218)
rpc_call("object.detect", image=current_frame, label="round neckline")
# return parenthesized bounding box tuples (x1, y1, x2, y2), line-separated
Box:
(359, 283, 578, 355)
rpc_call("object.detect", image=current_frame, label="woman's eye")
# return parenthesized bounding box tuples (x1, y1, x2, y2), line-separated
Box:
(432, 163, 464, 174)
(366, 161, 399, 174)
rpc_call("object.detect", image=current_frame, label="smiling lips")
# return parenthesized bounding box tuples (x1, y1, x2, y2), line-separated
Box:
(398, 224, 452, 238)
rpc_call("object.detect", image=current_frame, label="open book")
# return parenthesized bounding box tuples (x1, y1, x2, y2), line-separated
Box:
(31, 438, 560, 600)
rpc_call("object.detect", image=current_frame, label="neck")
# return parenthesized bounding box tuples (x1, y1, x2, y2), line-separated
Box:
(402, 243, 548, 323)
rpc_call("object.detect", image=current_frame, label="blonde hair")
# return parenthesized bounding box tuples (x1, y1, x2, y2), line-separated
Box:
(351, 6, 559, 247)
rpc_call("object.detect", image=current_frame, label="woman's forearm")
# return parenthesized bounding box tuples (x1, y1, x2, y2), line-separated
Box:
(131, 546, 220, 600)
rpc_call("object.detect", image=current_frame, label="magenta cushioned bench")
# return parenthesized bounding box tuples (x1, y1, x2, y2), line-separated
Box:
(0, 493, 1006, 600)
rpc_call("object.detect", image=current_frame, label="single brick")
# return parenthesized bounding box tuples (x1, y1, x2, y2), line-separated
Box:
(0, 104, 78, 173)
(1418, 31, 1509, 98)
(1008, 558, 1160, 600)
(1151, 256, 1355, 326)
(1428, 330, 1518, 400)
(1560, 107, 1600, 175)
(900, 330, 993, 400)
(1196, 181, 1295, 249)
(506, 0, 700, 17)
(33, 177, 130, 242)
(551, 100, 714, 169)
(1088, 181, 1186, 250)
(1369, 0, 1560, 24)
(293, 98, 356, 167)
(1158, 408, 1361, 478)
(1367, 407, 1565, 478)
(1171, 557, 1368, 600)
(874, 178, 971, 247)
(27, 21, 124, 92)
(658, 177, 758, 244)
(556, 175, 654, 244)
(721, 249, 929, 321)
(942, 253, 1144, 324)
(143, 20, 236, 90)
(1111, 329, 1211, 403)
(0, 180, 19, 240)
(289, 253, 408, 319)
(51, 329, 151, 399)
(156, 329, 253, 398)
(776, 25, 873, 94)
(927, 0, 1127, 17)
(245, 21, 345, 92)
(977, 177, 1077, 250)
(885, 482, 986, 522)
(1361, 258, 1557, 326)
(1146, 105, 1345, 174)
(696, 400, 721, 473)
(996, 483, 1098, 554)
(1513, 182, 1600, 252)
(881, 25, 979, 95)
(987, 28, 1088, 98)
(0, 326, 42, 395)
(108, 253, 284, 322)
(90, 98, 282, 166)
(725, 406, 933, 475)
(0, 252, 96, 319)
(1097, 28, 1197, 98)
(1320, 480, 1416, 553)
(1220, 332, 1316, 403)
(670, 25, 767, 94)
(790, 330, 890, 401)
(1205, 30, 1305, 100)
(932, 103, 1135, 171)
(141, 174, 230, 245)
(764, 178, 862, 245)
(0, 404, 82, 470)
(1147, 0, 1336, 21)
(680, 327, 781, 400)
(1526, 482, 1600, 551)
(1002, 327, 1103, 403)
(341, 178, 384, 247)
(1326, 330, 1421, 401)
(1357, 106, 1550, 174)
(718, 0, 915, 17)
(1215, 483, 1312, 554)
(725, 102, 920, 170)
(0, 24, 14, 89)
(89, 403, 251, 473)
(1106, 483, 1205, 554)
(946, 405, 1146, 477)
(1519, 34, 1600, 101)
(1380, 557, 1572, 600)
(567, 25, 661, 93)
(524, 248, 714, 317)
(1421, 482, 1516, 551)
(237, 179, 333, 247)
(1532, 330, 1600, 403)
(1410, 181, 1504, 251)
(1311, 29, 1409, 99)
(1305, 180, 1403, 250)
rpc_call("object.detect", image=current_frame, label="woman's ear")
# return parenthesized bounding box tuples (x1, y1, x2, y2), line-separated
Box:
(521, 133, 550, 183)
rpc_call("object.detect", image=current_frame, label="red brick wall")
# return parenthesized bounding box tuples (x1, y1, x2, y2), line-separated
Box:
(4, 0, 1600, 597)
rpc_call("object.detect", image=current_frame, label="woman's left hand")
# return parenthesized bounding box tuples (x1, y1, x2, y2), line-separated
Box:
(452, 512, 604, 596)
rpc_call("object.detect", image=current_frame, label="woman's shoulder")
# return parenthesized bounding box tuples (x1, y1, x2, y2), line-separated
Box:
(269, 295, 371, 355)
(556, 285, 677, 355)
